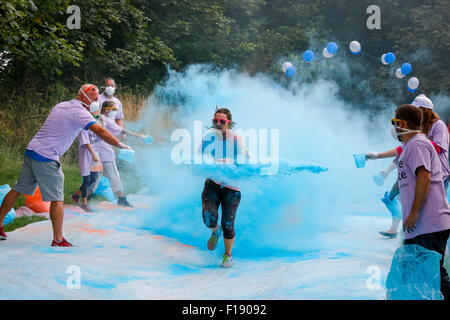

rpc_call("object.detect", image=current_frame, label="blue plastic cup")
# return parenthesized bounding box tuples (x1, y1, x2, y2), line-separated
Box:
(118, 149, 135, 163)
(353, 153, 366, 168)
(372, 172, 384, 186)
(143, 135, 154, 144)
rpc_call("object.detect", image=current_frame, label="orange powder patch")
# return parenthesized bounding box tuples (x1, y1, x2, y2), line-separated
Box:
(72, 223, 108, 236)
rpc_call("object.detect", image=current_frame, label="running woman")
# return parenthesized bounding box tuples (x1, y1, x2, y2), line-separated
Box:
(199, 107, 249, 268)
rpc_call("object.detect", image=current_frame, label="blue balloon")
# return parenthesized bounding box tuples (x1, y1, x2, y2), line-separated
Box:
(385, 52, 396, 64)
(401, 63, 412, 75)
(303, 50, 315, 62)
(327, 42, 338, 54)
(285, 66, 296, 77)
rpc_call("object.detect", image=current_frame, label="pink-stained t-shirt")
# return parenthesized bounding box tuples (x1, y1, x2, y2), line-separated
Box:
(98, 93, 124, 120)
(397, 133, 450, 239)
(428, 120, 450, 178)
(27, 99, 96, 161)
(98, 115, 123, 162)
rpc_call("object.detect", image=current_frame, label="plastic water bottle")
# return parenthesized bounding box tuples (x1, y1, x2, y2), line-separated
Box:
(118, 149, 135, 163)
(353, 153, 366, 168)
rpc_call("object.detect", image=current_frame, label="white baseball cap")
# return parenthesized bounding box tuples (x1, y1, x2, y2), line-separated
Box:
(411, 94, 434, 109)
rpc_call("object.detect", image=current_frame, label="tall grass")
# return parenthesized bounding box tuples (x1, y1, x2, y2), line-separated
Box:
(118, 92, 148, 122)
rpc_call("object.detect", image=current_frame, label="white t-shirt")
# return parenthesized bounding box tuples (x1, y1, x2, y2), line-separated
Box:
(27, 99, 95, 161)
(98, 115, 124, 162)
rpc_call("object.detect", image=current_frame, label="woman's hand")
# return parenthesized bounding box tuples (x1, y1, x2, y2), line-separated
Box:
(365, 151, 379, 160)
(92, 152, 100, 163)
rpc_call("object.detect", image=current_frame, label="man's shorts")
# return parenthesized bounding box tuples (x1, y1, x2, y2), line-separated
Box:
(13, 155, 65, 202)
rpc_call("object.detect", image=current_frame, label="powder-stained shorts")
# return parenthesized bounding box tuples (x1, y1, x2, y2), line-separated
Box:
(102, 161, 123, 194)
(201, 179, 241, 239)
(13, 155, 65, 202)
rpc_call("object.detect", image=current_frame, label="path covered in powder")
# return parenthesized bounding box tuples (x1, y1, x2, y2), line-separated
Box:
(0, 193, 399, 300)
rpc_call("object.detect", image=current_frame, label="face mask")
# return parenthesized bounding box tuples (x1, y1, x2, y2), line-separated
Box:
(105, 86, 115, 96)
(90, 101, 100, 113)
(108, 110, 118, 119)
(80, 88, 100, 113)
(391, 126, 420, 142)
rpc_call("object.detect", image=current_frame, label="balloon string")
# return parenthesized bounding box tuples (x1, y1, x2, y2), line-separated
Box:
(361, 51, 379, 60)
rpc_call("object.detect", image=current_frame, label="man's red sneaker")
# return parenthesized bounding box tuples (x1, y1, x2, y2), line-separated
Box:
(51, 238, 73, 247)
(0, 227, 6, 240)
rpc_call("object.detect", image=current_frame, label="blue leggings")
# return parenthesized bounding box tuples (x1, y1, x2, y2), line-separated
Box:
(79, 172, 99, 198)
(201, 179, 241, 239)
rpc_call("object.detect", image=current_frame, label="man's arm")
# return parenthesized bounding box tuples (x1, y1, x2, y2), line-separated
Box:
(403, 166, 431, 233)
(88, 123, 130, 149)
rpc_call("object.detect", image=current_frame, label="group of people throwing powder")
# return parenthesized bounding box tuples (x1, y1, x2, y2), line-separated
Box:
(364, 94, 450, 299)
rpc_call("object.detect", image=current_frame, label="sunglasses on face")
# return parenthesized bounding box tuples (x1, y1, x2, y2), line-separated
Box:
(212, 118, 231, 125)
(391, 118, 407, 126)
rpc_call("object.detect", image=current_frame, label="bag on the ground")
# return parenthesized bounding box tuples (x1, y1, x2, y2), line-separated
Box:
(93, 176, 115, 202)
(25, 186, 50, 213)
(386, 244, 443, 300)
(0, 184, 16, 225)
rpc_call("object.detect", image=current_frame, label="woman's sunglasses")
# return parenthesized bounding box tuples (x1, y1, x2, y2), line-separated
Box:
(212, 118, 231, 125)
(391, 118, 407, 126)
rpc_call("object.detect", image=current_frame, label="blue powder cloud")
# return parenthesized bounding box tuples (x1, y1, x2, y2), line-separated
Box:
(123, 64, 400, 258)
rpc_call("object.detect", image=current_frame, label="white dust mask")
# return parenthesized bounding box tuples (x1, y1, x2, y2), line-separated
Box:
(105, 86, 115, 96)
(80, 88, 99, 113)
(391, 126, 421, 142)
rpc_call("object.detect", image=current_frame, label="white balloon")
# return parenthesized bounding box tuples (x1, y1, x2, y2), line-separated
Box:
(282, 62, 293, 73)
(408, 77, 419, 90)
(322, 47, 333, 58)
(395, 68, 405, 79)
(349, 41, 361, 53)
(381, 54, 388, 65)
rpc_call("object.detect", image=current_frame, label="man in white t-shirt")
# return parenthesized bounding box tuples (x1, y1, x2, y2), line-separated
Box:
(0, 84, 132, 246)
(98, 77, 124, 128)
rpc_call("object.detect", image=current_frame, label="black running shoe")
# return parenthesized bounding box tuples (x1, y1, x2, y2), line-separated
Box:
(118, 197, 133, 208)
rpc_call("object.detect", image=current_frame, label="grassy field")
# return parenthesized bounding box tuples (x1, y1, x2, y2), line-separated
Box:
(4, 216, 48, 232)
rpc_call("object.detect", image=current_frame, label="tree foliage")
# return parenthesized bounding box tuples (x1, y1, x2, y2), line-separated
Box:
(0, 0, 448, 104)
